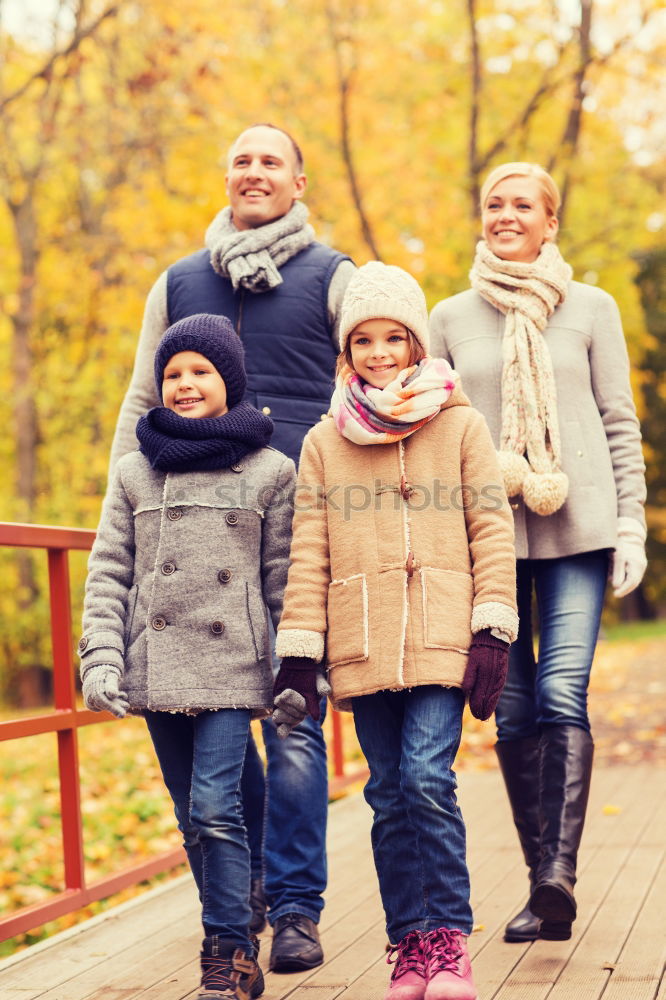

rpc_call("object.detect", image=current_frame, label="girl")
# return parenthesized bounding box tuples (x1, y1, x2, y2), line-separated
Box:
(273, 263, 518, 1000)
(429, 163, 647, 943)
(79, 313, 296, 1000)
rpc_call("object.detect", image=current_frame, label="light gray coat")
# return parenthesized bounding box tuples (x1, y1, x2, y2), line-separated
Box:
(429, 282, 646, 559)
(79, 447, 295, 715)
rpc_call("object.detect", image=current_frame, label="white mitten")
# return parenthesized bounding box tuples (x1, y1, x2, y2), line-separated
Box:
(611, 516, 647, 599)
(82, 665, 129, 718)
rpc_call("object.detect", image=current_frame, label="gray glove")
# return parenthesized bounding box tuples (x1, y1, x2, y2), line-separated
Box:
(273, 674, 331, 739)
(82, 665, 129, 718)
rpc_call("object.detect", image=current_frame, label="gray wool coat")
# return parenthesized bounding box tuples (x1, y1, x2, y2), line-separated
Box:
(78, 447, 296, 715)
(429, 282, 646, 560)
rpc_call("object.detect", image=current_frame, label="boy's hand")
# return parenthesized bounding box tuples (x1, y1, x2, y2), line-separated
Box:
(462, 629, 509, 721)
(82, 665, 129, 718)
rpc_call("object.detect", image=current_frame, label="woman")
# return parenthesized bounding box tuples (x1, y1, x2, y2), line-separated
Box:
(429, 163, 647, 943)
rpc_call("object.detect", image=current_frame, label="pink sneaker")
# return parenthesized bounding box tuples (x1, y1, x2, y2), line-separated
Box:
(384, 930, 427, 999)
(423, 929, 477, 1000)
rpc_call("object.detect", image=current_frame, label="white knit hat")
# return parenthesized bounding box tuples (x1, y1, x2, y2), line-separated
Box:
(339, 262, 430, 355)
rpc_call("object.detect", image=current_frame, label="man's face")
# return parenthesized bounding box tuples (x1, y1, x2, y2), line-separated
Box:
(226, 126, 307, 231)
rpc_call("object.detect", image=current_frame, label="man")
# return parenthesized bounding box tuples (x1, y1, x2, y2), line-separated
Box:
(109, 124, 355, 973)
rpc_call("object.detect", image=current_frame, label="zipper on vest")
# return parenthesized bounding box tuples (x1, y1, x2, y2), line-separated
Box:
(235, 289, 245, 338)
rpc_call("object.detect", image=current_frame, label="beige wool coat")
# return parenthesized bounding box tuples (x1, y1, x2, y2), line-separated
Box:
(276, 384, 519, 711)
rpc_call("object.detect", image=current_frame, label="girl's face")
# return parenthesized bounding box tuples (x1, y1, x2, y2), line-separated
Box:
(482, 175, 558, 263)
(162, 351, 228, 418)
(349, 319, 412, 389)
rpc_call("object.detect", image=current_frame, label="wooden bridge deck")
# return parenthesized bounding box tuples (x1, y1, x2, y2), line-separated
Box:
(1, 763, 664, 1000)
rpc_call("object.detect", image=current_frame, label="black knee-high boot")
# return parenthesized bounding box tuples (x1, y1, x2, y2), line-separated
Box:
(530, 725, 594, 934)
(495, 738, 542, 942)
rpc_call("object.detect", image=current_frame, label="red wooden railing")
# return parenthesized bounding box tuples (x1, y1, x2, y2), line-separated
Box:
(0, 521, 366, 943)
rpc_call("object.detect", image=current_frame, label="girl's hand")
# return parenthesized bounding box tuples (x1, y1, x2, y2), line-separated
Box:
(273, 656, 321, 718)
(82, 665, 129, 718)
(462, 630, 510, 721)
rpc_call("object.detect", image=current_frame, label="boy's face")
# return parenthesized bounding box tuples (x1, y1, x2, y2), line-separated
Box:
(162, 351, 228, 419)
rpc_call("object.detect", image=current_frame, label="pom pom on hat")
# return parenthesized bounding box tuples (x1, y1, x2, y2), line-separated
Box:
(339, 262, 429, 356)
(154, 313, 246, 409)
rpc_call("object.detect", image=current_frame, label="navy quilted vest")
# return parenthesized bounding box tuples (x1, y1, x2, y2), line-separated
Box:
(167, 242, 350, 465)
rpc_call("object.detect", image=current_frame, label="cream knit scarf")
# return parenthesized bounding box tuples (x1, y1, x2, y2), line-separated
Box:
(469, 240, 572, 516)
(205, 201, 315, 293)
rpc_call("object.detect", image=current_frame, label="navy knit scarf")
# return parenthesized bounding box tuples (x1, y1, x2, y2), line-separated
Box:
(136, 404, 274, 473)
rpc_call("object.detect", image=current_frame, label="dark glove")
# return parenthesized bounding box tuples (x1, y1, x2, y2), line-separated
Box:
(462, 629, 510, 721)
(273, 656, 322, 723)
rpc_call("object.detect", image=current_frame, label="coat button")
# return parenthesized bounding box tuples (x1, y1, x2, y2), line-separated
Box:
(262, 406, 271, 415)
(511, 502, 519, 510)
(167, 508, 182, 521)
(230, 463, 243, 473)
(161, 562, 176, 575)
(152, 616, 167, 630)
(577, 450, 583, 457)
(78, 637, 88, 651)
(210, 620, 225, 635)
(218, 569, 232, 584)
(225, 511, 239, 525)
(320, 413, 327, 421)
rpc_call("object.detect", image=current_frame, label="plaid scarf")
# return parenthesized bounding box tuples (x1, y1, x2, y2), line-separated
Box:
(330, 357, 456, 445)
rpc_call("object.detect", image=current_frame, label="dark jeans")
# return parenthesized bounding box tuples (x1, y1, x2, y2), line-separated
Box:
(496, 551, 609, 740)
(352, 685, 473, 943)
(144, 708, 253, 951)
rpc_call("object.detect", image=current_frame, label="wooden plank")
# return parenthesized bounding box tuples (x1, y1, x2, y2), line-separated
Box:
(474, 764, 663, 1000)
(2, 767, 665, 1000)
(600, 853, 666, 1000)
(0, 877, 199, 992)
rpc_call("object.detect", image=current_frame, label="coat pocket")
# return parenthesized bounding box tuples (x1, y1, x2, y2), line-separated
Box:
(123, 584, 139, 651)
(246, 583, 269, 662)
(420, 567, 473, 652)
(326, 574, 369, 666)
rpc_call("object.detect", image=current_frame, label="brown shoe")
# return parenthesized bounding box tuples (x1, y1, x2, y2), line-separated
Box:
(199, 935, 264, 1000)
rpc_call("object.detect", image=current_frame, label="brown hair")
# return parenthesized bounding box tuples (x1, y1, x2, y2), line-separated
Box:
(480, 162, 560, 219)
(227, 123, 304, 175)
(335, 327, 426, 378)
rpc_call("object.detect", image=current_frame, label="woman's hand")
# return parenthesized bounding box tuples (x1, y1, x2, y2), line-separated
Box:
(611, 516, 647, 598)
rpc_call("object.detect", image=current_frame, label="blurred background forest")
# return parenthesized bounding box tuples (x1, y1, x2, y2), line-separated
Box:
(1, 0, 665, 706)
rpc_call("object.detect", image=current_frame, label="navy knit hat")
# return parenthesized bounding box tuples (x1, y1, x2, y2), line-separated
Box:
(154, 314, 247, 409)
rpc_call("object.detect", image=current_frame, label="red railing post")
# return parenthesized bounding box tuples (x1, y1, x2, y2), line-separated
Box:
(331, 710, 345, 779)
(48, 547, 85, 892)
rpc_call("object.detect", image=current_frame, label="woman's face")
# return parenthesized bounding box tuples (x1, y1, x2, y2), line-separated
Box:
(482, 175, 558, 263)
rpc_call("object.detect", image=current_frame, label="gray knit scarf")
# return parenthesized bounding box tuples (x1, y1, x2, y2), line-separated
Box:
(470, 240, 572, 516)
(205, 201, 315, 293)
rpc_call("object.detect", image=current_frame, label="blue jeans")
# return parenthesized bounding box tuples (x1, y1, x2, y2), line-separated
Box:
(240, 733, 265, 881)
(144, 709, 253, 951)
(352, 686, 473, 943)
(259, 701, 328, 924)
(496, 551, 609, 741)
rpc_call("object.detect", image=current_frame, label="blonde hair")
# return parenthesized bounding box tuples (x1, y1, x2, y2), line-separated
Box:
(480, 162, 560, 219)
(335, 327, 426, 378)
